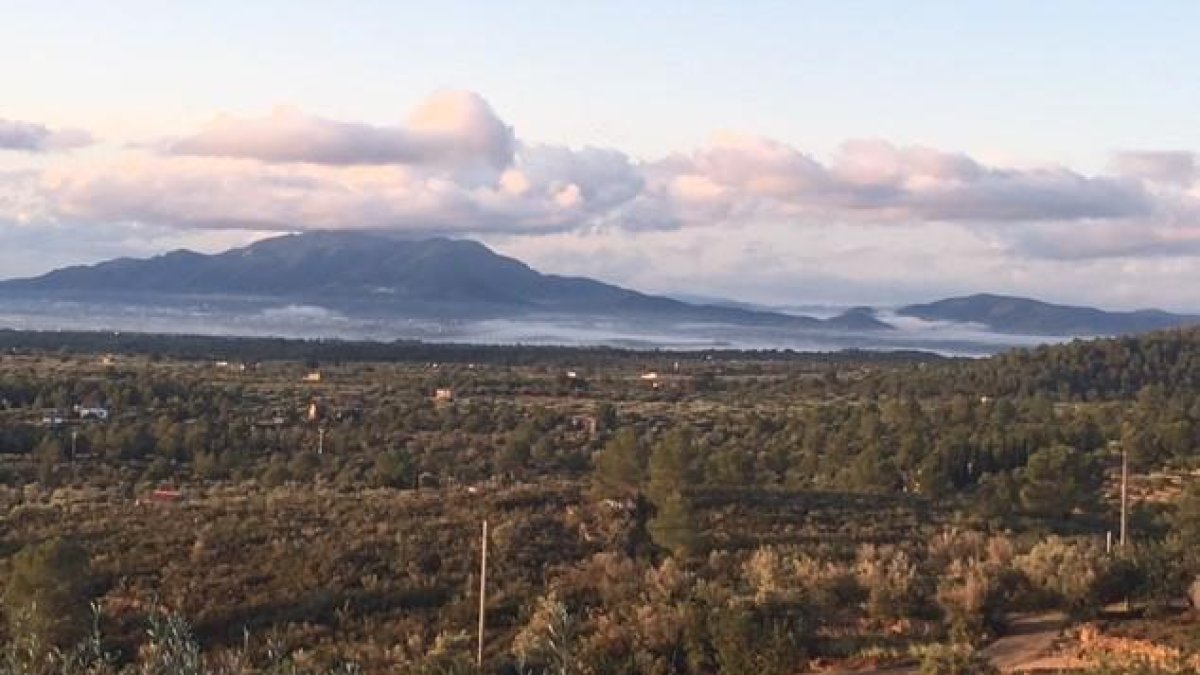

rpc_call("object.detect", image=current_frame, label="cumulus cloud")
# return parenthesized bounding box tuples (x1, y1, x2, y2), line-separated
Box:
(16, 92, 1170, 240)
(38, 144, 645, 236)
(19, 121, 1193, 258)
(170, 91, 514, 168)
(640, 135, 1153, 228)
(5, 89, 1200, 308)
(0, 118, 93, 152)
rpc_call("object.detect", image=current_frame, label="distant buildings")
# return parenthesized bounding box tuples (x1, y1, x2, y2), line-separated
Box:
(76, 406, 110, 421)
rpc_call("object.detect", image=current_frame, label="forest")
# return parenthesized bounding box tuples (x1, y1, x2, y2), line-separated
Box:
(1, 327, 1200, 674)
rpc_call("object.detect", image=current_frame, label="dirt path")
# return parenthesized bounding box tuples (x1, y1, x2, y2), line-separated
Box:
(815, 612, 1069, 674)
(982, 612, 1068, 672)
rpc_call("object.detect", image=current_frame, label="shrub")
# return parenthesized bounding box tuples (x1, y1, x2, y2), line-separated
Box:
(855, 544, 924, 620)
(913, 643, 999, 675)
(1015, 536, 1112, 618)
(2, 539, 94, 653)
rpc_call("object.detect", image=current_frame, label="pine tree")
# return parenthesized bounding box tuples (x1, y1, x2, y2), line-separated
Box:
(647, 429, 696, 504)
(3, 538, 94, 652)
(648, 490, 702, 558)
(591, 427, 644, 499)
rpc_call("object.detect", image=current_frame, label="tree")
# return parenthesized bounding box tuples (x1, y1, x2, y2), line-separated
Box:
(1019, 445, 1102, 519)
(1171, 480, 1200, 576)
(647, 491, 702, 558)
(497, 422, 534, 475)
(647, 429, 697, 504)
(3, 538, 94, 652)
(372, 448, 417, 489)
(1172, 480, 1200, 550)
(590, 428, 644, 500)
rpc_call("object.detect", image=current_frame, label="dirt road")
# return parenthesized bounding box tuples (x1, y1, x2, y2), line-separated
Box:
(816, 612, 1069, 674)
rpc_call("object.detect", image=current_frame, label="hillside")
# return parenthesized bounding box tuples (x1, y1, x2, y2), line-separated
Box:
(0, 231, 892, 331)
(898, 293, 1199, 336)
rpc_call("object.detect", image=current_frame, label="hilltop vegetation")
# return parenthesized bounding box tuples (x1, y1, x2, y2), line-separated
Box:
(0, 328, 1198, 673)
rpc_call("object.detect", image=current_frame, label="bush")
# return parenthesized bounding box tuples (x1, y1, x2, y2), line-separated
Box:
(913, 643, 999, 675)
(2, 539, 94, 653)
(710, 600, 812, 675)
(935, 558, 1006, 644)
(1015, 536, 1112, 618)
(512, 593, 580, 675)
(855, 544, 924, 620)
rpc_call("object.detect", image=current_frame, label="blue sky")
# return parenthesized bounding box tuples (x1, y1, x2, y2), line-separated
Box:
(1, 1, 1199, 309)
(6, 1, 1198, 162)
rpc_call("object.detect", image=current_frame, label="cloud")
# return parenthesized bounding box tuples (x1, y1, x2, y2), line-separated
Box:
(0, 119, 93, 152)
(0, 170, 41, 223)
(1111, 150, 1196, 186)
(23, 95, 1167, 239)
(38, 144, 645, 236)
(5, 90, 1200, 314)
(640, 135, 1153, 228)
(170, 91, 514, 168)
(496, 221, 1200, 312)
(20, 121, 1192, 259)
(1006, 215, 1200, 260)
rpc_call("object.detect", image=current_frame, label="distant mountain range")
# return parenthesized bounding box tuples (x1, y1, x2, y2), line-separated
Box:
(897, 293, 1199, 336)
(1, 232, 1195, 340)
(0, 231, 888, 332)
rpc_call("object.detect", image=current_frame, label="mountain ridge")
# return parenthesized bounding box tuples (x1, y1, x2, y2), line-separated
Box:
(897, 293, 1200, 336)
(0, 231, 892, 332)
(7, 233, 1195, 338)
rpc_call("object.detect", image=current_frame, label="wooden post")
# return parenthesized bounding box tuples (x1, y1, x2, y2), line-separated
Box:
(1120, 444, 1128, 549)
(477, 519, 488, 670)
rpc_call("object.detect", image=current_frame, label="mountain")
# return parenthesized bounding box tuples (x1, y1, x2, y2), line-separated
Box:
(898, 293, 1200, 336)
(0, 231, 893, 331)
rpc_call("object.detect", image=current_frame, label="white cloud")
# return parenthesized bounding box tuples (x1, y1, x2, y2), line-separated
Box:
(170, 91, 514, 169)
(37, 146, 645, 236)
(0, 119, 93, 152)
(1111, 150, 1195, 186)
(2, 91, 1200, 310)
(639, 135, 1153, 227)
(493, 221, 1200, 312)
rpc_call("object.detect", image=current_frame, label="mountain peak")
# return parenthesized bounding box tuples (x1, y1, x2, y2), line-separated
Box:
(0, 231, 891, 332)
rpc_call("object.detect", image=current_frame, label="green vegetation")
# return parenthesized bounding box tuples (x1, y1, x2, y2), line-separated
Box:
(0, 327, 1198, 672)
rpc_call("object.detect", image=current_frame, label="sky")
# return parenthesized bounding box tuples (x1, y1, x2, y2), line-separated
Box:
(1, 1, 1198, 310)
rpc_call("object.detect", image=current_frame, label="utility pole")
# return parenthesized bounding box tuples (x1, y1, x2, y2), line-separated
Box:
(1119, 443, 1128, 549)
(477, 519, 488, 670)
(70, 429, 78, 462)
(317, 427, 325, 455)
